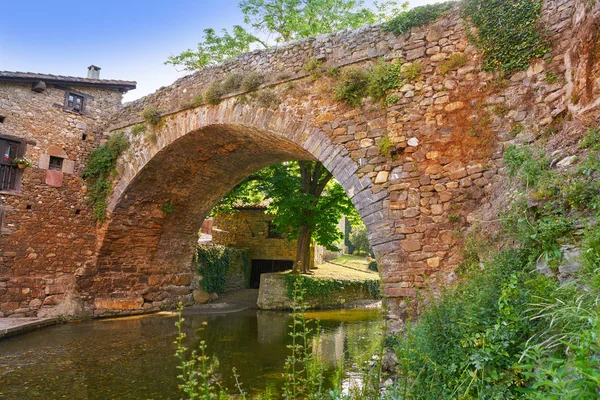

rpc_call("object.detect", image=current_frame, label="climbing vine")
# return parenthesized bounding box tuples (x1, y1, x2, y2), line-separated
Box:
(195, 245, 249, 295)
(283, 274, 380, 300)
(461, 0, 551, 74)
(82, 132, 129, 221)
(383, 2, 453, 35)
(196, 244, 232, 295)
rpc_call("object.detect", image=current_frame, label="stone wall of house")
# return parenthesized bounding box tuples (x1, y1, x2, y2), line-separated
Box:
(212, 209, 297, 261)
(0, 81, 124, 317)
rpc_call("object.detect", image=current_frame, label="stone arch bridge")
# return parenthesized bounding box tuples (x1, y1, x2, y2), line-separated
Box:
(89, 0, 597, 320)
(4, 0, 597, 320)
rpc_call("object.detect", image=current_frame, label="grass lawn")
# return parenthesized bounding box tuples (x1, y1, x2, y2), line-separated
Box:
(312, 256, 378, 281)
(328, 254, 371, 270)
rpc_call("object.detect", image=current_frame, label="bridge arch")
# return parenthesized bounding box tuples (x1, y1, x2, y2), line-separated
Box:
(88, 98, 402, 315)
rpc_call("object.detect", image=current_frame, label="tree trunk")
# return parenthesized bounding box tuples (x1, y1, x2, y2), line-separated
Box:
(294, 224, 312, 274)
(292, 161, 332, 274)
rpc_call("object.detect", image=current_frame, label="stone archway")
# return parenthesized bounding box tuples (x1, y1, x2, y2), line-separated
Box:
(85, 99, 402, 317)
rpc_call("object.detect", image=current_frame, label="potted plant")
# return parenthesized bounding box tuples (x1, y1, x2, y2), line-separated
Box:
(12, 157, 32, 169)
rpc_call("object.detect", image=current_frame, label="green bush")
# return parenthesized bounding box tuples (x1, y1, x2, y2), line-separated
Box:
(255, 89, 280, 109)
(222, 72, 244, 93)
(334, 67, 368, 107)
(439, 53, 467, 75)
(401, 62, 422, 82)
(368, 260, 378, 272)
(579, 127, 600, 151)
(378, 135, 394, 157)
(461, 0, 551, 73)
(349, 223, 371, 254)
(131, 124, 146, 136)
(82, 132, 130, 221)
(504, 145, 553, 188)
(142, 106, 162, 126)
(204, 81, 224, 105)
(303, 57, 323, 76)
(240, 71, 264, 92)
(388, 249, 553, 399)
(384, 2, 453, 35)
(366, 60, 402, 101)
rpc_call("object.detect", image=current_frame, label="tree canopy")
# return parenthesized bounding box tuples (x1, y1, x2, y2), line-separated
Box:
(166, 0, 406, 71)
(213, 161, 360, 273)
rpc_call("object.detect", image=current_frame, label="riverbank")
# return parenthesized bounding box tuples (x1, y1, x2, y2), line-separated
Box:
(0, 317, 59, 339)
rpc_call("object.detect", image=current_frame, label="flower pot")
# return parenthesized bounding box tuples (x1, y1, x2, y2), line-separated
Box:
(17, 163, 26, 169)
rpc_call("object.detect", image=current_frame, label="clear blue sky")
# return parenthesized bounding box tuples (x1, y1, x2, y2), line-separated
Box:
(0, 0, 443, 102)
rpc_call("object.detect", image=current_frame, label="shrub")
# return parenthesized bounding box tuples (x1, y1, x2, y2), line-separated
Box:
(303, 57, 323, 74)
(543, 71, 560, 84)
(439, 53, 467, 74)
(509, 122, 524, 137)
(204, 81, 224, 105)
(334, 67, 368, 107)
(400, 62, 422, 82)
(368, 260, 378, 272)
(142, 106, 162, 126)
(222, 72, 244, 93)
(349, 223, 371, 254)
(579, 127, 600, 151)
(240, 71, 264, 92)
(378, 135, 394, 157)
(366, 60, 402, 101)
(384, 2, 453, 35)
(192, 94, 203, 106)
(255, 89, 280, 109)
(131, 124, 146, 136)
(504, 145, 553, 188)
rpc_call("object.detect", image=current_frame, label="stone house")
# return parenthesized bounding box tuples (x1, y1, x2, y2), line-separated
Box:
(211, 203, 324, 288)
(0, 67, 135, 317)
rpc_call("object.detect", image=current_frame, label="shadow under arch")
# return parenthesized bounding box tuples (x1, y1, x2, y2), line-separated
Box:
(88, 102, 401, 314)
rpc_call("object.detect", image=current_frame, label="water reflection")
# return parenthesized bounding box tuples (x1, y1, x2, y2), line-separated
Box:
(0, 308, 381, 399)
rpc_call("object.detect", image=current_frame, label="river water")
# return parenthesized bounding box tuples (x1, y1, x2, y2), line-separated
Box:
(0, 307, 382, 399)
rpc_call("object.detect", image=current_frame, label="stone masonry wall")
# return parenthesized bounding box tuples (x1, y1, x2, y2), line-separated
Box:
(2, 0, 598, 320)
(212, 209, 298, 261)
(93, 0, 598, 322)
(0, 82, 124, 317)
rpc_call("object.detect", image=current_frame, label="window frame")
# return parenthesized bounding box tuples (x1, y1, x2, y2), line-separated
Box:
(0, 134, 25, 192)
(65, 91, 85, 112)
(48, 156, 64, 171)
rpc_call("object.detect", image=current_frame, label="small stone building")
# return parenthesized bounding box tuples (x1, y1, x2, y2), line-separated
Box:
(212, 203, 323, 288)
(0, 67, 135, 317)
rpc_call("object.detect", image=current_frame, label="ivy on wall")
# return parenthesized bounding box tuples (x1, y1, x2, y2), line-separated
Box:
(195, 244, 250, 295)
(283, 274, 380, 300)
(82, 132, 129, 221)
(383, 2, 453, 35)
(461, 0, 551, 74)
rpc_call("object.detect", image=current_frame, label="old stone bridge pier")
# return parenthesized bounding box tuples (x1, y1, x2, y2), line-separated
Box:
(1, 0, 597, 321)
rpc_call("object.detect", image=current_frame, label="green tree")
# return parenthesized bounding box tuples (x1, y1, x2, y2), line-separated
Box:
(166, 0, 405, 70)
(214, 161, 358, 274)
(349, 223, 370, 255)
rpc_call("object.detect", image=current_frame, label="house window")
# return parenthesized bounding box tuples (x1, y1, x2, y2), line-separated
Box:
(0, 138, 21, 191)
(267, 221, 283, 239)
(66, 92, 85, 112)
(48, 156, 63, 171)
